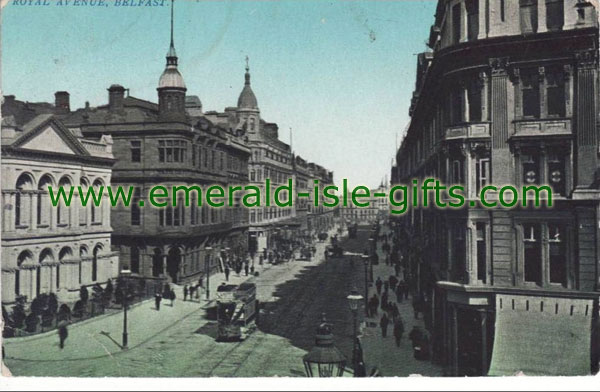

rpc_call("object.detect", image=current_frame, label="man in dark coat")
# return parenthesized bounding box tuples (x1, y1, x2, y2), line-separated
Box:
(154, 292, 162, 310)
(380, 313, 390, 338)
(393, 318, 404, 347)
(394, 263, 401, 277)
(369, 294, 379, 317)
(375, 277, 383, 296)
(224, 266, 230, 281)
(395, 284, 403, 303)
(183, 285, 188, 301)
(58, 325, 68, 349)
(381, 291, 388, 312)
(389, 275, 398, 292)
(244, 263, 249, 276)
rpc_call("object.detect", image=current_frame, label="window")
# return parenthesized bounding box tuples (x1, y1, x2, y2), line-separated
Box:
(520, 0, 538, 34)
(130, 141, 141, 162)
(546, 68, 565, 117)
(548, 224, 567, 286)
(476, 158, 490, 193)
(521, 69, 541, 118)
(467, 80, 482, 122)
(131, 188, 141, 226)
(522, 153, 540, 185)
(452, 159, 463, 184)
(546, 0, 564, 31)
(500, 0, 506, 21)
(192, 145, 196, 166)
(158, 140, 187, 163)
(220, 152, 224, 171)
(466, 0, 479, 41)
(547, 152, 566, 196)
(451, 88, 464, 124)
(476, 222, 487, 283)
(523, 224, 542, 284)
(131, 247, 140, 274)
(452, 3, 461, 44)
(250, 170, 256, 182)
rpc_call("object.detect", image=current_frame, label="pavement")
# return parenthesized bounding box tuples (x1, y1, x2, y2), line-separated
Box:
(360, 224, 443, 377)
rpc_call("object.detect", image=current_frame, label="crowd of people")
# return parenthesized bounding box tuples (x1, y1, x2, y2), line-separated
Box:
(368, 225, 432, 361)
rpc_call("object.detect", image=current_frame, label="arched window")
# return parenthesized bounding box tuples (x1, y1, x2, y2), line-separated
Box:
(79, 177, 90, 226)
(37, 174, 54, 227)
(152, 248, 163, 277)
(38, 249, 54, 297)
(58, 247, 73, 289)
(91, 179, 104, 224)
(79, 245, 88, 285)
(15, 250, 33, 296)
(92, 244, 102, 282)
(15, 173, 35, 227)
(57, 176, 72, 226)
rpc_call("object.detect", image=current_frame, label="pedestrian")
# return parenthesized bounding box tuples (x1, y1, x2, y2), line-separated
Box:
(394, 263, 401, 277)
(225, 266, 230, 281)
(391, 302, 400, 322)
(370, 294, 379, 317)
(389, 275, 398, 292)
(183, 285, 188, 301)
(380, 313, 389, 338)
(244, 263, 249, 276)
(395, 284, 403, 303)
(58, 325, 68, 349)
(381, 291, 388, 311)
(383, 280, 389, 293)
(375, 277, 383, 296)
(189, 285, 195, 300)
(393, 318, 404, 348)
(154, 291, 162, 310)
(170, 289, 176, 307)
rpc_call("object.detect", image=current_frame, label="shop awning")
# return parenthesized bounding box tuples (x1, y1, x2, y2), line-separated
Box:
(488, 294, 595, 376)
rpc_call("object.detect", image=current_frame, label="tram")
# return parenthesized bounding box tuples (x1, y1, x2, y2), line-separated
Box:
(216, 282, 257, 342)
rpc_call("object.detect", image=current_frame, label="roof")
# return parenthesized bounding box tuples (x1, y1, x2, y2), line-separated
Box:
(158, 65, 186, 89)
(237, 70, 258, 110)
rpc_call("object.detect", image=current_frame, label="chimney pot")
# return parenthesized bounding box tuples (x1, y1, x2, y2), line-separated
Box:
(108, 84, 125, 112)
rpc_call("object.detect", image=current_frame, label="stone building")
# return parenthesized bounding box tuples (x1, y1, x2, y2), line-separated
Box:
(1, 96, 119, 304)
(391, 0, 599, 376)
(307, 163, 336, 233)
(61, 14, 250, 285)
(339, 183, 388, 225)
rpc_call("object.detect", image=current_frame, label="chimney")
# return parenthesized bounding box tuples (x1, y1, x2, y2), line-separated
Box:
(108, 84, 125, 112)
(54, 91, 70, 114)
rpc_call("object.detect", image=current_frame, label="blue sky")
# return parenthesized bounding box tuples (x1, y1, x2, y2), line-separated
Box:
(1, 0, 436, 188)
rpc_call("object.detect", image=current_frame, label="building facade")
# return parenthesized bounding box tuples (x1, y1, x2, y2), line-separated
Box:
(1, 97, 119, 304)
(61, 26, 250, 285)
(391, 0, 599, 376)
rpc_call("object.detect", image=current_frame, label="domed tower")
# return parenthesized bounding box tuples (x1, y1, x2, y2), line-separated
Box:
(157, 0, 187, 121)
(237, 56, 260, 133)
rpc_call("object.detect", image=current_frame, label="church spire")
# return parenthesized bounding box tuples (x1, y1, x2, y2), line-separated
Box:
(245, 55, 251, 85)
(166, 0, 177, 66)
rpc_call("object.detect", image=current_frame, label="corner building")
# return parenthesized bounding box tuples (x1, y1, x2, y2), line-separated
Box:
(62, 29, 250, 285)
(391, 0, 599, 376)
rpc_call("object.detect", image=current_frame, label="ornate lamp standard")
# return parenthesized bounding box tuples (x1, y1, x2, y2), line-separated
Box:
(347, 288, 364, 376)
(303, 314, 347, 377)
(205, 247, 212, 300)
(120, 267, 131, 350)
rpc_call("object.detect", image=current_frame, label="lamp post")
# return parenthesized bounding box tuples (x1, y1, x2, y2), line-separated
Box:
(367, 238, 375, 283)
(120, 267, 131, 350)
(361, 255, 370, 315)
(347, 288, 364, 376)
(205, 247, 212, 300)
(303, 314, 346, 377)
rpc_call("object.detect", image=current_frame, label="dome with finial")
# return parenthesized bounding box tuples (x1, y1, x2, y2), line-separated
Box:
(237, 57, 258, 110)
(158, 0, 186, 90)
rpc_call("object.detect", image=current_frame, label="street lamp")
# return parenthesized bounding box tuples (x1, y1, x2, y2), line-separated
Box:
(347, 288, 363, 377)
(205, 247, 212, 300)
(303, 314, 347, 377)
(361, 255, 370, 315)
(120, 267, 131, 350)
